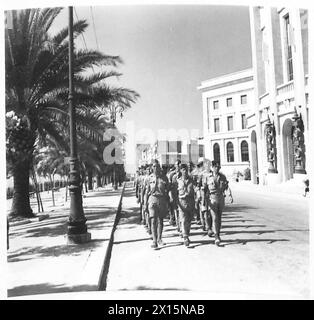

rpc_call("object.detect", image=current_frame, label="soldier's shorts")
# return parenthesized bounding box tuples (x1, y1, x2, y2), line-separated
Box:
(148, 196, 168, 219)
(178, 198, 194, 237)
(178, 198, 195, 213)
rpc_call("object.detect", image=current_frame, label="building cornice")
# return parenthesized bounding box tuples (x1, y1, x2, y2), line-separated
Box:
(197, 69, 253, 92)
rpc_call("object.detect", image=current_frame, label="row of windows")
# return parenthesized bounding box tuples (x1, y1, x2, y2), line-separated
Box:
(213, 141, 249, 163)
(209, 94, 247, 110)
(157, 141, 182, 154)
(213, 114, 247, 132)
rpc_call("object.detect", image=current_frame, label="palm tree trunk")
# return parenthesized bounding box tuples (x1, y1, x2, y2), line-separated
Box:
(96, 174, 102, 188)
(87, 168, 93, 190)
(10, 160, 34, 218)
(49, 174, 55, 206)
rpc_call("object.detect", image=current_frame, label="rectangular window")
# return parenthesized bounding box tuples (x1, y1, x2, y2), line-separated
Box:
(157, 141, 168, 154)
(199, 145, 204, 157)
(241, 95, 247, 104)
(284, 15, 294, 81)
(227, 97, 232, 107)
(214, 118, 220, 133)
(227, 116, 233, 131)
(177, 141, 182, 153)
(241, 114, 247, 129)
(213, 100, 219, 110)
(168, 141, 180, 153)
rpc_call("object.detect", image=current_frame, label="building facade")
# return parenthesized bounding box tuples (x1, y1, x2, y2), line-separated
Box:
(198, 69, 254, 177)
(136, 140, 204, 167)
(248, 6, 309, 185)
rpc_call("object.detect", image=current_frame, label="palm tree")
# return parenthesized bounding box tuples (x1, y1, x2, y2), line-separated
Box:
(6, 8, 139, 218)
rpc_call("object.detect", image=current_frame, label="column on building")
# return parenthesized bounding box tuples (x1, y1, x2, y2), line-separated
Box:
(249, 6, 265, 184)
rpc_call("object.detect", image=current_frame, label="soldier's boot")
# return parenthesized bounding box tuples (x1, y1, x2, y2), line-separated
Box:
(200, 211, 206, 231)
(214, 235, 221, 246)
(151, 242, 158, 249)
(175, 210, 181, 232)
(158, 239, 166, 246)
(183, 236, 190, 247)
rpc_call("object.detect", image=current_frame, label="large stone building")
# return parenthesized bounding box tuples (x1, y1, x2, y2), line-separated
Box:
(198, 6, 309, 185)
(248, 6, 309, 185)
(198, 69, 254, 177)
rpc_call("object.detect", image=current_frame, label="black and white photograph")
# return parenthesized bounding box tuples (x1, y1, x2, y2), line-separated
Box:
(2, 0, 313, 302)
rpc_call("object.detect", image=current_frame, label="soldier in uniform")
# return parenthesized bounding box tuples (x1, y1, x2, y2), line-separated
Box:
(188, 161, 201, 225)
(135, 167, 144, 222)
(197, 158, 213, 234)
(141, 165, 152, 234)
(135, 168, 140, 201)
(207, 160, 230, 246)
(145, 160, 170, 249)
(177, 163, 195, 247)
(168, 159, 182, 232)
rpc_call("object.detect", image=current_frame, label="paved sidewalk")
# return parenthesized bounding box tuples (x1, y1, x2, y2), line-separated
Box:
(7, 185, 123, 298)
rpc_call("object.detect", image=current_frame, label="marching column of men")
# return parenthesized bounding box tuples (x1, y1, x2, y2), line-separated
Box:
(135, 158, 233, 249)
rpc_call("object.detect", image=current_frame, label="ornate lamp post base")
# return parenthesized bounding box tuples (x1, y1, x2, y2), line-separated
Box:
(268, 166, 278, 174)
(66, 232, 91, 244)
(295, 166, 306, 174)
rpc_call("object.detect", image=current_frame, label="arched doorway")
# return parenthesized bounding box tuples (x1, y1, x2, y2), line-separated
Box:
(213, 143, 220, 164)
(250, 130, 259, 184)
(282, 118, 294, 181)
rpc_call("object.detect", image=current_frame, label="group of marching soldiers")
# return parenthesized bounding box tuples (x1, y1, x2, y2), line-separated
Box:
(135, 158, 233, 249)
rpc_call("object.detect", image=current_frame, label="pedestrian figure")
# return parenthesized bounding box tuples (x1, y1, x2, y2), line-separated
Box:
(303, 179, 309, 197)
(207, 161, 230, 246)
(168, 159, 182, 231)
(197, 158, 213, 234)
(137, 167, 145, 224)
(189, 161, 201, 225)
(177, 163, 195, 247)
(142, 165, 152, 234)
(145, 160, 170, 249)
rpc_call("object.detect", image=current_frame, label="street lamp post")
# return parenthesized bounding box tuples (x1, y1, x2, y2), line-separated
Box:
(66, 7, 91, 244)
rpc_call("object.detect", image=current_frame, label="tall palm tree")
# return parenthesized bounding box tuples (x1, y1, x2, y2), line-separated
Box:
(5, 8, 139, 218)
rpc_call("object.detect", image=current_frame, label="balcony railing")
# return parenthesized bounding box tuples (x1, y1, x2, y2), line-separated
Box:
(276, 80, 294, 96)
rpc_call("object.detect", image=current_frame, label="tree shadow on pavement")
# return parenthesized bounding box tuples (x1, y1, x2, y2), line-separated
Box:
(221, 224, 267, 229)
(83, 189, 122, 198)
(119, 207, 142, 226)
(10, 210, 116, 239)
(120, 286, 189, 291)
(120, 189, 135, 198)
(224, 204, 258, 212)
(8, 239, 105, 263)
(114, 237, 153, 245)
(189, 238, 289, 249)
(8, 282, 98, 297)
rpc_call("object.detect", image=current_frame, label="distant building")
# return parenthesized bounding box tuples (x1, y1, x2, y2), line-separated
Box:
(248, 7, 309, 185)
(137, 139, 204, 167)
(198, 69, 254, 177)
(135, 143, 150, 168)
(155, 139, 204, 166)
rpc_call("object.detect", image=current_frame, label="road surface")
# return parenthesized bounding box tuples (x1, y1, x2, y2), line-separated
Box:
(106, 183, 310, 299)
